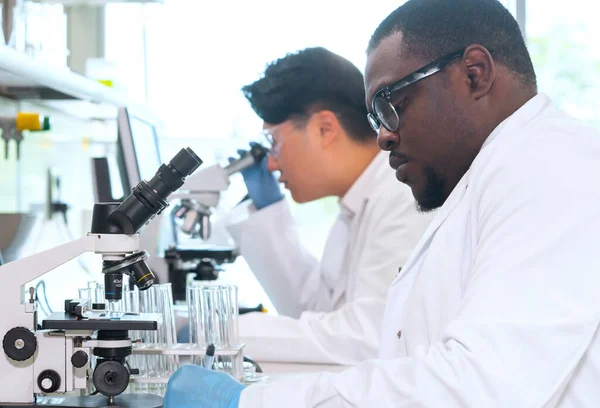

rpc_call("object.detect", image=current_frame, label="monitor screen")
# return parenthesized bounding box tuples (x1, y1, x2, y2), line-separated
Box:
(130, 116, 161, 183)
(117, 107, 161, 192)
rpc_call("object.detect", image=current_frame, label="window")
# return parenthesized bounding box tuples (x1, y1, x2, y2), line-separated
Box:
(527, 0, 600, 128)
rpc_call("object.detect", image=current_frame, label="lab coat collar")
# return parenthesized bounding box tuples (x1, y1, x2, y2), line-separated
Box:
(390, 94, 556, 287)
(480, 93, 554, 152)
(340, 151, 388, 218)
(391, 167, 470, 286)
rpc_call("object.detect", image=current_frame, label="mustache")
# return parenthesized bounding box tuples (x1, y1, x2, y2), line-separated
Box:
(389, 151, 409, 161)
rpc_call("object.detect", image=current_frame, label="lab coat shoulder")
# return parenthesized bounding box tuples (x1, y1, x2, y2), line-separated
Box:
(435, 105, 600, 408)
(470, 106, 600, 227)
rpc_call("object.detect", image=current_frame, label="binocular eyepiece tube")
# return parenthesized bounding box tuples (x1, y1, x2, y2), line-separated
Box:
(109, 147, 202, 234)
(92, 147, 202, 302)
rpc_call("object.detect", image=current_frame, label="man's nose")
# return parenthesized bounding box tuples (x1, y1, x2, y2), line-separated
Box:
(377, 127, 400, 151)
(267, 155, 279, 172)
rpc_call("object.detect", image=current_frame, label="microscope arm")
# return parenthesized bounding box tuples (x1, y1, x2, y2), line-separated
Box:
(177, 164, 230, 195)
(169, 163, 229, 208)
(0, 234, 139, 305)
(169, 144, 267, 210)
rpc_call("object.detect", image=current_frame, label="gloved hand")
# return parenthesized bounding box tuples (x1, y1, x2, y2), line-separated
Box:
(230, 142, 283, 210)
(177, 326, 190, 343)
(164, 365, 246, 408)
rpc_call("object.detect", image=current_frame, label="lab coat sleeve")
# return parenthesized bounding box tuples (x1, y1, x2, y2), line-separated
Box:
(226, 199, 318, 318)
(238, 186, 429, 365)
(238, 301, 384, 365)
(239, 126, 600, 407)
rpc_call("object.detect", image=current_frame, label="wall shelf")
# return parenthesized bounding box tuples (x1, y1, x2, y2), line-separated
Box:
(0, 45, 160, 125)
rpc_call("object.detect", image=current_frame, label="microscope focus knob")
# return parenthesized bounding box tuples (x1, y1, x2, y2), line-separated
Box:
(71, 350, 89, 368)
(93, 360, 130, 397)
(2, 327, 37, 361)
(37, 370, 61, 394)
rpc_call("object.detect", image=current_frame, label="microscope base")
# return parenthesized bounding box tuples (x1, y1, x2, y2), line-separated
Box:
(0, 394, 163, 408)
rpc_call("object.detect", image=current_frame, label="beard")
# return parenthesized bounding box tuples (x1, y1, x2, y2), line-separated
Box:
(415, 165, 446, 213)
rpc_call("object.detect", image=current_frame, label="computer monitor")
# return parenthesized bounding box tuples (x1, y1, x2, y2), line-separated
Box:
(117, 106, 162, 192)
(91, 107, 162, 202)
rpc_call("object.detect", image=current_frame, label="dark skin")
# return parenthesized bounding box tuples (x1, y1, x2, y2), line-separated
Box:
(365, 31, 537, 211)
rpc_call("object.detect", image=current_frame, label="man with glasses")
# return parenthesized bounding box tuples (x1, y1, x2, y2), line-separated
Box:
(223, 46, 432, 365)
(164, 0, 600, 406)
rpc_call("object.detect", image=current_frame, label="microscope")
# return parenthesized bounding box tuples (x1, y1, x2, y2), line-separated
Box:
(0, 147, 202, 407)
(166, 143, 269, 302)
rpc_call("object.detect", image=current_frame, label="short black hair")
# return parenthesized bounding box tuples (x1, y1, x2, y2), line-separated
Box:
(242, 47, 375, 143)
(368, 0, 537, 88)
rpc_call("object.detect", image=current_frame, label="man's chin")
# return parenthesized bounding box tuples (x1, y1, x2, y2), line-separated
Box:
(411, 187, 435, 213)
(290, 193, 310, 204)
(289, 188, 321, 204)
(411, 166, 447, 213)
(414, 188, 446, 213)
(416, 201, 439, 213)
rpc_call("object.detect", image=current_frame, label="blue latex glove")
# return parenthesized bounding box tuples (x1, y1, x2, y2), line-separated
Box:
(230, 142, 283, 210)
(177, 326, 190, 343)
(164, 365, 246, 408)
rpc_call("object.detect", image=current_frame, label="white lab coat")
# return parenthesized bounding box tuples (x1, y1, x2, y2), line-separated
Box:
(240, 94, 600, 407)
(226, 152, 432, 364)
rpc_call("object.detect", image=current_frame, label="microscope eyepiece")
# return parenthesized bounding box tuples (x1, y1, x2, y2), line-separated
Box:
(169, 147, 202, 180)
(224, 142, 269, 176)
(108, 147, 202, 234)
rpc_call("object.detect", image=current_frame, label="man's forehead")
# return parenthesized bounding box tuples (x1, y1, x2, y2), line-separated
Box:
(263, 122, 282, 132)
(365, 31, 424, 103)
(263, 121, 288, 136)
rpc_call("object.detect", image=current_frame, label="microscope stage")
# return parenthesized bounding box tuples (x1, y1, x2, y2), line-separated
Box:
(41, 312, 160, 331)
(165, 244, 236, 262)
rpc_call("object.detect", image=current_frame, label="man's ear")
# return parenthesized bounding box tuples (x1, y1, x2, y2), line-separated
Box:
(462, 44, 496, 100)
(309, 110, 342, 148)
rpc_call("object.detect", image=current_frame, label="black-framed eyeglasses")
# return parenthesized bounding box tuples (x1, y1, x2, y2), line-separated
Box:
(367, 48, 467, 133)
